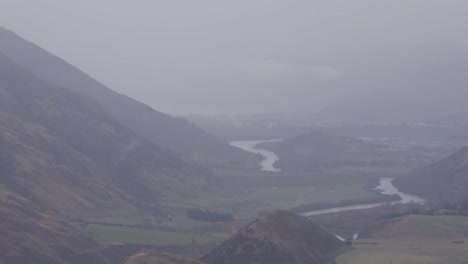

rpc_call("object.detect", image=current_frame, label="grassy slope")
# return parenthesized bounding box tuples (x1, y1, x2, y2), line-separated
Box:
(0, 188, 106, 264)
(336, 215, 468, 264)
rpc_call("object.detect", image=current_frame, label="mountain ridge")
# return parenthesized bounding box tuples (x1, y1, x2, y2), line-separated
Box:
(0, 26, 256, 167)
(0, 51, 220, 221)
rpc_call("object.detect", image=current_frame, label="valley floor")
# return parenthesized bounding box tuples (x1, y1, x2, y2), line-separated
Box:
(336, 215, 468, 264)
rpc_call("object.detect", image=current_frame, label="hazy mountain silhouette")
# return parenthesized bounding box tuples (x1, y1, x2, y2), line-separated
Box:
(0, 26, 256, 167)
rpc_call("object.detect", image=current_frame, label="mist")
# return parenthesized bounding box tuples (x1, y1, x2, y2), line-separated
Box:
(1, 0, 468, 117)
(3, 2, 468, 263)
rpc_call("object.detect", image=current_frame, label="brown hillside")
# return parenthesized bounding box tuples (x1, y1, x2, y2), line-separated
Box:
(202, 211, 345, 264)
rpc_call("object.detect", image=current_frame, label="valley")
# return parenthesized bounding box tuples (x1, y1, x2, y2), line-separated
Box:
(336, 215, 468, 264)
(1, 11, 468, 263)
(78, 140, 422, 253)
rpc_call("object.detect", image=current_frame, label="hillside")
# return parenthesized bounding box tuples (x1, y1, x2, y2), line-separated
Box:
(259, 131, 392, 173)
(0, 52, 218, 222)
(201, 211, 345, 264)
(0, 26, 256, 167)
(0, 187, 109, 264)
(394, 147, 468, 201)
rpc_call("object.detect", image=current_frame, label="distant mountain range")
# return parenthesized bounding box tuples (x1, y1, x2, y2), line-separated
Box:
(0, 26, 256, 167)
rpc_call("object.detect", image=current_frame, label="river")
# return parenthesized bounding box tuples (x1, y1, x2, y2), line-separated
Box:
(230, 140, 282, 172)
(299, 177, 425, 217)
(231, 139, 425, 216)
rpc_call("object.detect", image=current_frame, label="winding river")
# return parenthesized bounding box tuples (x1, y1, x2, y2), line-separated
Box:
(230, 140, 282, 172)
(230, 139, 425, 216)
(299, 177, 425, 217)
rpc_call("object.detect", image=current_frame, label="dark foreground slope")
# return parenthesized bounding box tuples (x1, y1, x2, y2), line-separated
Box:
(0, 52, 216, 221)
(202, 211, 345, 264)
(394, 147, 468, 201)
(0, 187, 108, 264)
(0, 26, 256, 167)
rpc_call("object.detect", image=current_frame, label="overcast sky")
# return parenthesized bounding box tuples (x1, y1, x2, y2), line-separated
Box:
(1, 0, 467, 115)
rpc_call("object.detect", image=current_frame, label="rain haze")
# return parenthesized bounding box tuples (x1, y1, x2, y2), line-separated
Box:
(1, 0, 468, 117)
(4, 2, 468, 264)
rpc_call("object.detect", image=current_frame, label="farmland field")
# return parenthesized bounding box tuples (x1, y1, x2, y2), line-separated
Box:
(336, 215, 468, 264)
(169, 181, 376, 221)
(85, 224, 228, 246)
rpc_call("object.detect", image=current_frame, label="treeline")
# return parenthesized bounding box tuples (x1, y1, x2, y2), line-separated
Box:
(378, 208, 438, 220)
(378, 200, 468, 220)
(187, 208, 234, 223)
(443, 200, 468, 211)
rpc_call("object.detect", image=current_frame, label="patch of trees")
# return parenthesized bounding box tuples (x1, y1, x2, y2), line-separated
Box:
(442, 200, 468, 214)
(378, 201, 468, 220)
(187, 208, 234, 223)
(377, 208, 437, 220)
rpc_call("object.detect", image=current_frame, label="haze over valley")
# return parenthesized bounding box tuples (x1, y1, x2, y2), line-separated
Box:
(1, 1, 468, 264)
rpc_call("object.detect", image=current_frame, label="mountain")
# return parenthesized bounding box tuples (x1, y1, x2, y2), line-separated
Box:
(124, 250, 205, 264)
(394, 147, 468, 201)
(0, 51, 219, 222)
(0, 26, 256, 167)
(258, 131, 390, 173)
(201, 211, 345, 264)
(0, 48, 226, 263)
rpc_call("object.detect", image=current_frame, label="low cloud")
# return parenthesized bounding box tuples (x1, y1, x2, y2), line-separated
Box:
(244, 60, 341, 81)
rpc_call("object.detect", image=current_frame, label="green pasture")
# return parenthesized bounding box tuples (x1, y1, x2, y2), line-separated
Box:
(85, 224, 228, 246)
(169, 182, 375, 221)
(336, 215, 468, 264)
